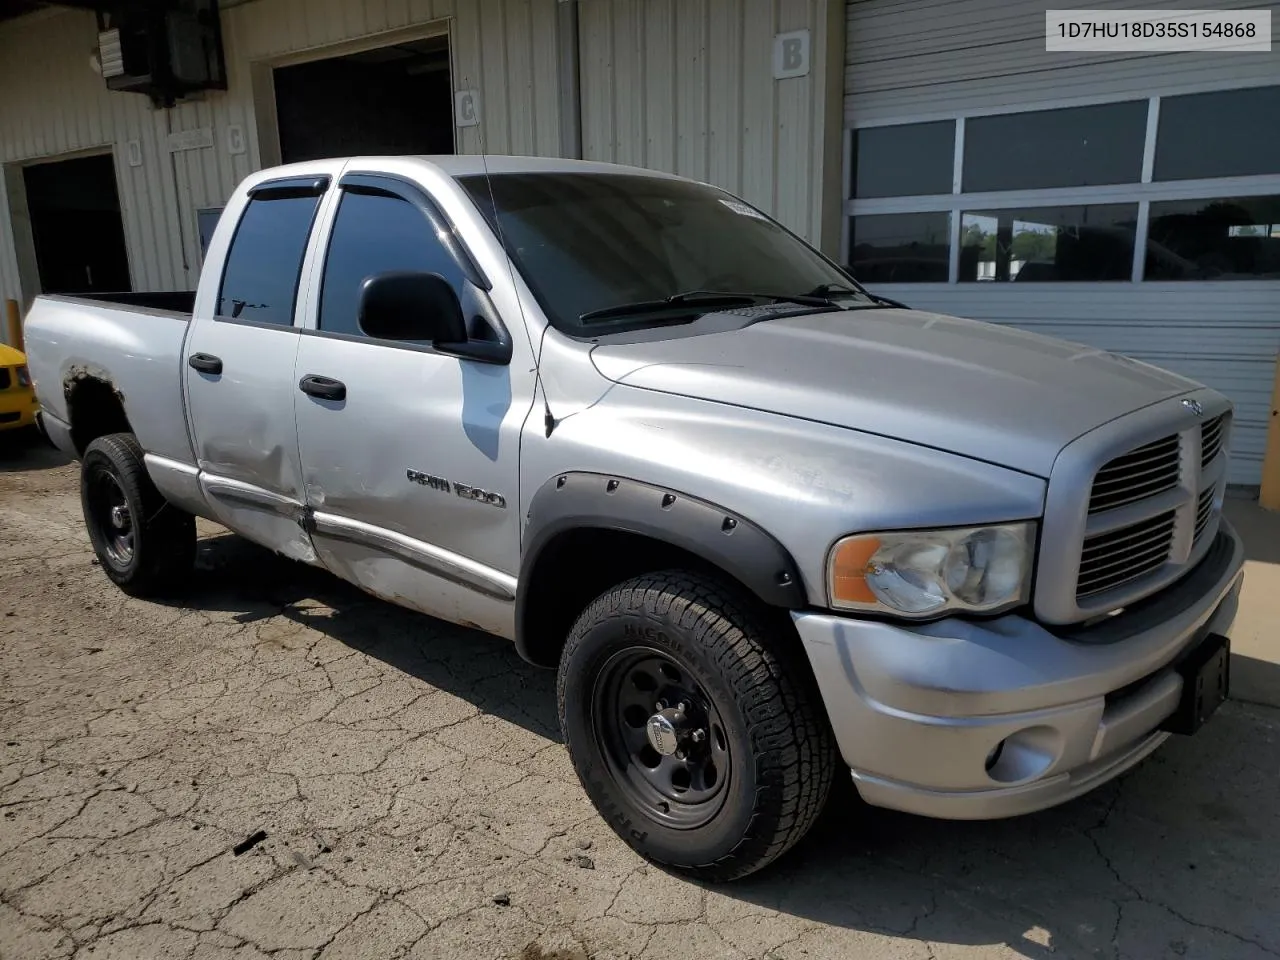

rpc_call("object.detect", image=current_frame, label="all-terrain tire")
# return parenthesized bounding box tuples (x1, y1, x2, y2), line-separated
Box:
(80, 432, 195, 597)
(557, 570, 837, 882)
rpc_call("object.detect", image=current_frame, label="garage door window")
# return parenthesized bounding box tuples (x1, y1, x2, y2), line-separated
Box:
(849, 212, 950, 282)
(853, 122, 954, 198)
(962, 102, 1147, 192)
(1147, 195, 1280, 280)
(958, 205, 1137, 283)
(1155, 87, 1280, 182)
(846, 83, 1280, 284)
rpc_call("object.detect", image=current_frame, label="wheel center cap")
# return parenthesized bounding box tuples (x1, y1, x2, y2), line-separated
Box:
(110, 505, 129, 530)
(646, 712, 681, 756)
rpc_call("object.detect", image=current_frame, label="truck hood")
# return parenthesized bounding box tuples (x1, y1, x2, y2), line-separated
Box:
(588, 308, 1200, 477)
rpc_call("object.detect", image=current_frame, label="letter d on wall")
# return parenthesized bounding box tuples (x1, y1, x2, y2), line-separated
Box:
(772, 29, 811, 80)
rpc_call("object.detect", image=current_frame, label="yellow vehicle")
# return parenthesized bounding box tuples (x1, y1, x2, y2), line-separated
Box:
(0, 342, 39, 433)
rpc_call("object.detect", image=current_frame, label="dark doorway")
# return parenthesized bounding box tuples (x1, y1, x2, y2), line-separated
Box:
(273, 35, 454, 163)
(23, 154, 132, 295)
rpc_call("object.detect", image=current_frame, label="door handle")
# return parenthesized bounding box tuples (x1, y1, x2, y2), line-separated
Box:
(188, 353, 223, 375)
(298, 374, 347, 402)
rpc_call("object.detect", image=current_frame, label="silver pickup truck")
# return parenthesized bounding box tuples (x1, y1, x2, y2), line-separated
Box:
(25, 156, 1244, 881)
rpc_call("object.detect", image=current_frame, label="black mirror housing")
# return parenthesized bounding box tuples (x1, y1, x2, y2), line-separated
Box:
(357, 271, 468, 344)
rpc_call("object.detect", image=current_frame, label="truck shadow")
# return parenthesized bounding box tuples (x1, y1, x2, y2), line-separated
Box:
(173, 529, 1280, 960)
(0, 430, 70, 472)
(183, 529, 561, 740)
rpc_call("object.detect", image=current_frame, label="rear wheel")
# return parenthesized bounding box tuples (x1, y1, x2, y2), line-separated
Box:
(80, 433, 195, 597)
(557, 570, 837, 882)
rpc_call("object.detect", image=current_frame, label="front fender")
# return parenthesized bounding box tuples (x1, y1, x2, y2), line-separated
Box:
(515, 472, 808, 662)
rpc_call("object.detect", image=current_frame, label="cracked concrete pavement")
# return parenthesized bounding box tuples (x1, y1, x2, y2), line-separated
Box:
(3, 438, 1279, 960)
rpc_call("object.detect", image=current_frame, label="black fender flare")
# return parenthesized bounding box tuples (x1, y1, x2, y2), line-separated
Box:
(516, 473, 806, 660)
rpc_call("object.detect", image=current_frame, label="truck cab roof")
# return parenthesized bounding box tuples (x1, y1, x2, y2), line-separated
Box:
(242, 154, 686, 190)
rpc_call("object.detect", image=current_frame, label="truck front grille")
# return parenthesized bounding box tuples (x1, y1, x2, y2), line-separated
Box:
(1034, 395, 1233, 623)
(1077, 510, 1176, 599)
(1201, 415, 1226, 468)
(0, 368, 10, 390)
(1194, 487, 1216, 542)
(1087, 434, 1180, 514)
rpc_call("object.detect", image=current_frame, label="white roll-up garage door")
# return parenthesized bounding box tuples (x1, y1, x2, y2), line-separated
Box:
(842, 0, 1280, 486)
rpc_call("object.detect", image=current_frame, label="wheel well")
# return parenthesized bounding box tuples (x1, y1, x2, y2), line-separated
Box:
(66, 376, 131, 455)
(517, 528, 786, 668)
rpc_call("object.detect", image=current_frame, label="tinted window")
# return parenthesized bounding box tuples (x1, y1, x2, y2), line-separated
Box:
(849, 213, 950, 282)
(319, 190, 466, 336)
(1155, 86, 1280, 181)
(959, 205, 1137, 282)
(963, 102, 1147, 192)
(853, 122, 955, 198)
(1146, 195, 1280, 280)
(217, 194, 319, 324)
(460, 173, 870, 334)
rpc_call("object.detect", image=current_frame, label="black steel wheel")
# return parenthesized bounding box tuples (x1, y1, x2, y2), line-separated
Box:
(593, 648, 731, 829)
(80, 433, 195, 597)
(558, 570, 837, 882)
(85, 467, 135, 568)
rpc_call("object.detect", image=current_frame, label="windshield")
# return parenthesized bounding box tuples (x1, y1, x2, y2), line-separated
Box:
(458, 172, 873, 335)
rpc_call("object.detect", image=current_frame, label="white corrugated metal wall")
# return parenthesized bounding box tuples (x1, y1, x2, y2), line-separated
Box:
(0, 0, 563, 308)
(844, 0, 1280, 485)
(578, 0, 846, 251)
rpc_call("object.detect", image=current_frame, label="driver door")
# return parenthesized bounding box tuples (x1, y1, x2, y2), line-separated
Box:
(291, 174, 533, 636)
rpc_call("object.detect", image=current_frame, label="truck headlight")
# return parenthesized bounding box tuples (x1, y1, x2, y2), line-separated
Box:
(16, 364, 30, 388)
(827, 523, 1035, 618)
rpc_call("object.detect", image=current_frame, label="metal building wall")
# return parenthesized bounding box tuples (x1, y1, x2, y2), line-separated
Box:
(843, 0, 1280, 485)
(845, 0, 1280, 124)
(578, 0, 846, 251)
(0, 0, 563, 306)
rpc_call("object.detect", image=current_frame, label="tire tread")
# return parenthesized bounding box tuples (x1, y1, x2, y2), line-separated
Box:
(557, 570, 837, 882)
(81, 432, 195, 596)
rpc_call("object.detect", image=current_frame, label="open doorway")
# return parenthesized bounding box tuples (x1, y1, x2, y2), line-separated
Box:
(273, 34, 454, 163)
(23, 153, 131, 295)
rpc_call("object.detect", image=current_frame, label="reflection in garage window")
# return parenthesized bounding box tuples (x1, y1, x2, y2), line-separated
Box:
(848, 212, 951, 282)
(958, 205, 1138, 282)
(1146, 196, 1280, 280)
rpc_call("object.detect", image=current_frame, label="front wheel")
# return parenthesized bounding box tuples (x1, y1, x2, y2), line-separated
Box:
(81, 433, 195, 597)
(557, 571, 837, 882)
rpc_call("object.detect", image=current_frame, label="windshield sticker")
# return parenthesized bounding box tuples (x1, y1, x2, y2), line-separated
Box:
(719, 198, 769, 221)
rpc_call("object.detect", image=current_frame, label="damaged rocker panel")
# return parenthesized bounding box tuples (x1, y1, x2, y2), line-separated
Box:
(310, 512, 517, 602)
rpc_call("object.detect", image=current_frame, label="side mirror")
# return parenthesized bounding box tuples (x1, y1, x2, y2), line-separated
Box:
(357, 271, 468, 344)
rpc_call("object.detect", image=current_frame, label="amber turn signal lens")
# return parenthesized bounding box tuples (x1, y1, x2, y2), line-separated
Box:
(830, 536, 881, 604)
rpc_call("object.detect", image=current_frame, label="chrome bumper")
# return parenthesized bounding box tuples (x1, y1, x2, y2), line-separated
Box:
(793, 521, 1245, 820)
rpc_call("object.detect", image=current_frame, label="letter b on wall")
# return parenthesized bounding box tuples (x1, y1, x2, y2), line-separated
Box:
(772, 29, 811, 79)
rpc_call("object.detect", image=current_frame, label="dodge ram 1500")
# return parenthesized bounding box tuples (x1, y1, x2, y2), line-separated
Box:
(25, 155, 1243, 881)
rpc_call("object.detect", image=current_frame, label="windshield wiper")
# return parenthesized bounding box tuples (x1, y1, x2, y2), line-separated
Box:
(580, 289, 839, 325)
(803, 283, 860, 298)
(804, 282, 908, 310)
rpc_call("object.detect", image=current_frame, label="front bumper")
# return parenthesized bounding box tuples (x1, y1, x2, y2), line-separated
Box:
(793, 521, 1245, 820)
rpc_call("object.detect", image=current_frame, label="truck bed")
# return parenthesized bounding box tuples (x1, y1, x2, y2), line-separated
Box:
(23, 292, 196, 465)
(74, 290, 197, 314)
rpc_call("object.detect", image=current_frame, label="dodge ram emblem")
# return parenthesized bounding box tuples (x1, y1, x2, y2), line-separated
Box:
(1182, 398, 1204, 416)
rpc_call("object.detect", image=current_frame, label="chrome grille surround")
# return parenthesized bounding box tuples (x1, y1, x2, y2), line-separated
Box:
(1035, 388, 1232, 625)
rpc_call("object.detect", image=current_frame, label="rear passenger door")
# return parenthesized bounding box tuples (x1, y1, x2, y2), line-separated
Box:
(183, 173, 332, 563)
(291, 173, 531, 636)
